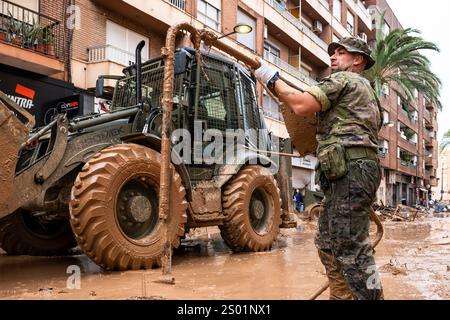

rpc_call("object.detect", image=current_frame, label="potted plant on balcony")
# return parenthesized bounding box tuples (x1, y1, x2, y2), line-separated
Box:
(42, 27, 55, 56)
(28, 22, 45, 53)
(7, 12, 24, 46)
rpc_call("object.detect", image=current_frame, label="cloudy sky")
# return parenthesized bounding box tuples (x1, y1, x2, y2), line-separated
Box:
(387, 0, 450, 143)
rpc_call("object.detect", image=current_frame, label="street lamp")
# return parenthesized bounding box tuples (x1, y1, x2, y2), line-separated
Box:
(440, 165, 445, 201)
(218, 24, 253, 39)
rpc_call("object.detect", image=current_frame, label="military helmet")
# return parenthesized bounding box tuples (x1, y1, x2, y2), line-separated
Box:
(327, 37, 375, 70)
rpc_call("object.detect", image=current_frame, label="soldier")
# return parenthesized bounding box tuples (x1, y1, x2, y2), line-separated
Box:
(254, 37, 384, 300)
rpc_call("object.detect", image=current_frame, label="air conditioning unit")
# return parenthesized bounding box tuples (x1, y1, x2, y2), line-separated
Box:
(378, 147, 388, 155)
(313, 20, 323, 34)
(359, 32, 368, 42)
(382, 84, 389, 96)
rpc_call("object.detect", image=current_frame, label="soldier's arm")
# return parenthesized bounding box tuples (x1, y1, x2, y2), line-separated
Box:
(273, 80, 321, 116)
(254, 58, 321, 116)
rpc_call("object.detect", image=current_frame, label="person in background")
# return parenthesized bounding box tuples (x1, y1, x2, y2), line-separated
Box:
(294, 189, 304, 212)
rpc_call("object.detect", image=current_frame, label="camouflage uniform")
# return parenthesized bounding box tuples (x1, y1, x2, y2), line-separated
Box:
(306, 38, 384, 300)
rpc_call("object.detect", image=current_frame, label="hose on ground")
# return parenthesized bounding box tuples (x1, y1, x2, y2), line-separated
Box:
(308, 208, 384, 300)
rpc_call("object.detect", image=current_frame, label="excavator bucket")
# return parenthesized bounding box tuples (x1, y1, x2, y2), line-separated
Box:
(0, 90, 35, 216)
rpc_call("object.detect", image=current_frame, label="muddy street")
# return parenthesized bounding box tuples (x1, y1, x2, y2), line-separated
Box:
(0, 216, 449, 300)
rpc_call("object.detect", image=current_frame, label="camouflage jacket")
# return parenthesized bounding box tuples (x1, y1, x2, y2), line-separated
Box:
(306, 71, 383, 155)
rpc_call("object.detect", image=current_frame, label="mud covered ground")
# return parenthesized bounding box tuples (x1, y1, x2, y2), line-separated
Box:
(0, 216, 449, 300)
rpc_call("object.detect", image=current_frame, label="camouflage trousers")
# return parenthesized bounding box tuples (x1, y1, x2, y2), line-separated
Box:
(315, 159, 384, 300)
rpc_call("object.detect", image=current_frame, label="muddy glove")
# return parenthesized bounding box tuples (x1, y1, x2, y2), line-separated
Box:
(254, 59, 278, 86)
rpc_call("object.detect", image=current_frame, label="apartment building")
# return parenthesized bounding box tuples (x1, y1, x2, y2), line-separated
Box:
(366, 0, 439, 206)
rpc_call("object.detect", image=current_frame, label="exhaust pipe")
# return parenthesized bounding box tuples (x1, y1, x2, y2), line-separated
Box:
(135, 40, 146, 109)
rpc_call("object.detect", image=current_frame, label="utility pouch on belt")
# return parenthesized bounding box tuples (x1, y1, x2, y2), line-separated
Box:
(317, 144, 347, 181)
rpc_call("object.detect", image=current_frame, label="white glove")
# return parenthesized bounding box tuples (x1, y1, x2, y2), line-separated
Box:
(254, 59, 278, 85)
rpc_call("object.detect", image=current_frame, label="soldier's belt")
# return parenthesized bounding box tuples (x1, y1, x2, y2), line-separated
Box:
(344, 147, 378, 162)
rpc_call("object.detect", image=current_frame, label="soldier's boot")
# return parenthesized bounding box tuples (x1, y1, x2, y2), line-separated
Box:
(318, 249, 353, 300)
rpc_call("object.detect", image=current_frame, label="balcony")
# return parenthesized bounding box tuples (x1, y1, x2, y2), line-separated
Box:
(398, 159, 417, 176)
(429, 178, 438, 187)
(76, 45, 136, 89)
(89, 45, 135, 66)
(398, 136, 417, 155)
(0, 0, 64, 75)
(398, 107, 418, 131)
(264, 51, 317, 85)
(263, 0, 330, 64)
(425, 137, 435, 149)
(425, 157, 438, 169)
(425, 100, 435, 111)
(300, 21, 328, 51)
(167, 0, 186, 11)
(425, 120, 434, 131)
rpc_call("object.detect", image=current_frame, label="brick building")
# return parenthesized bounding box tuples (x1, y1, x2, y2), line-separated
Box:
(367, 0, 440, 206)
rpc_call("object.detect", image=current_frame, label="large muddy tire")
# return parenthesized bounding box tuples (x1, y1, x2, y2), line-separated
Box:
(69, 144, 187, 271)
(220, 165, 281, 252)
(0, 210, 76, 256)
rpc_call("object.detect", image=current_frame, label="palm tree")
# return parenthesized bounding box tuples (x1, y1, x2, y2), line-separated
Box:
(440, 130, 450, 151)
(364, 13, 442, 110)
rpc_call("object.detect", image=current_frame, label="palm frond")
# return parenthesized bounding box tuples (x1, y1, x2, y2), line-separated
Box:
(363, 12, 442, 110)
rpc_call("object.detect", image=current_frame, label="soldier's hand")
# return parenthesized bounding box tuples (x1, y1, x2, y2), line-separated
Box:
(254, 58, 278, 86)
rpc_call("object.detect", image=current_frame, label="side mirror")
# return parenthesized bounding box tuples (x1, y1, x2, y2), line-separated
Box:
(95, 77, 105, 98)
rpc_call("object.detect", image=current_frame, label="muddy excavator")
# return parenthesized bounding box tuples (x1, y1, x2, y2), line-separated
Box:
(0, 24, 316, 271)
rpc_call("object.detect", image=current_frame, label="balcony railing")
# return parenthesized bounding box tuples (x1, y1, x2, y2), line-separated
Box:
(88, 45, 136, 66)
(265, 0, 328, 51)
(0, 0, 63, 59)
(168, 0, 186, 11)
(264, 51, 317, 85)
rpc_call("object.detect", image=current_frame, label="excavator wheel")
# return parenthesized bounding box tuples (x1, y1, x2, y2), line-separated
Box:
(69, 144, 187, 271)
(306, 204, 323, 221)
(220, 165, 282, 252)
(0, 209, 76, 256)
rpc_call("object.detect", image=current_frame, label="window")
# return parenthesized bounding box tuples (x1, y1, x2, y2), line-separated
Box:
(347, 11, 355, 34)
(106, 21, 149, 66)
(379, 140, 389, 157)
(383, 111, 389, 125)
(237, 9, 256, 51)
(198, 0, 221, 32)
(333, 0, 341, 22)
(264, 42, 281, 64)
(263, 93, 283, 121)
(382, 84, 390, 96)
